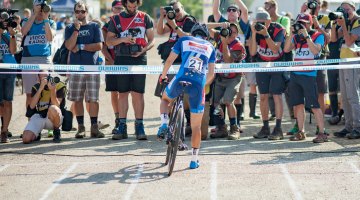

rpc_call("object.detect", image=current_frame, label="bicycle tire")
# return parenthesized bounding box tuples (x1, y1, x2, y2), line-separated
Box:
(168, 107, 184, 176)
(165, 100, 178, 165)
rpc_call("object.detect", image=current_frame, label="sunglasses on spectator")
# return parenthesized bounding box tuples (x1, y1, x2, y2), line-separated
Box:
(227, 8, 237, 12)
(75, 10, 86, 14)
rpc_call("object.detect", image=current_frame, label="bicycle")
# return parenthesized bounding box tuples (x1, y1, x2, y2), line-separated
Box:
(162, 81, 191, 176)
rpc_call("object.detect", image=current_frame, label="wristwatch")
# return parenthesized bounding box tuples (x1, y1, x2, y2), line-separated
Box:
(10, 35, 15, 39)
(264, 34, 270, 39)
(78, 44, 85, 50)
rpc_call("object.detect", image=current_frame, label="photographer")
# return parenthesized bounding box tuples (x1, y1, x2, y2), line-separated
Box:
(331, 2, 360, 139)
(22, 71, 65, 144)
(249, 11, 286, 140)
(106, 0, 155, 141)
(65, 1, 104, 139)
(207, 22, 245, 140)
(21, 0, 56, 116)
(0, 15, 18, 143)
(284, 13, 326, 143)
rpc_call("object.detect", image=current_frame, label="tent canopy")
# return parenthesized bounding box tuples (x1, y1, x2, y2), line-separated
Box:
(51, 0, 77, 13)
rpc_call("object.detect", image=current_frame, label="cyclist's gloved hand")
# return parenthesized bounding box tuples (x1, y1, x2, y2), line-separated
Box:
(159, 75, 168, 84)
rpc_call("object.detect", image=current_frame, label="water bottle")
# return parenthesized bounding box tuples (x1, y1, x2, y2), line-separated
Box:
(97, 56, 104, 65)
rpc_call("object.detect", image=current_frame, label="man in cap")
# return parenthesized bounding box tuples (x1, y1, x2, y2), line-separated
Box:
(249, 11, 286, 140)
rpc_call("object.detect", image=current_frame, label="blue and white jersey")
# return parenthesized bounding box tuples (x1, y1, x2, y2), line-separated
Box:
(0, 32, 16, 63)
(172, 36, 216, 83)
(22, 18, 56, 57)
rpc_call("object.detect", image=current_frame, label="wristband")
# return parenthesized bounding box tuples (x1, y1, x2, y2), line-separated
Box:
(175, 26, 180, 30)
(43, 19, 49, 23)
(74, 28, 79, 32)
(264, 34, 270, 39)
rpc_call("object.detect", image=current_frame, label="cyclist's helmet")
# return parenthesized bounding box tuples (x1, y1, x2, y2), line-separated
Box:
(190, 23, 210, 39)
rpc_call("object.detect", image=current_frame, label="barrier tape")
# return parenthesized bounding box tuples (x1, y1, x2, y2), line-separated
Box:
(0, 57, 359, 74)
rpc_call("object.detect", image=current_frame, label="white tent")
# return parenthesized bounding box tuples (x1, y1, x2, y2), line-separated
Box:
(51, 0, 77, 13)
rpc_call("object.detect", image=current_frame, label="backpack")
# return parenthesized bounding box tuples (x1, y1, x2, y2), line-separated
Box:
(52, 41, 69, 65)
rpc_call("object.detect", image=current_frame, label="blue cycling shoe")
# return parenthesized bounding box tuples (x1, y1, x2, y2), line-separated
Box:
(189, 160, 200, 169)
(157, 124, 168, 139)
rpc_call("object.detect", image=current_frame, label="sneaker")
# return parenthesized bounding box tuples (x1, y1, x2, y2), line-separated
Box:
(347, 129, 360, 139)
(315, 127, 330, 136)
(210, 124, 229, 139)
(313, 133, 329, 143)
(48, 130, 54, 138)
(268, 127, 284, 140)
(1, 132, 10, 143)
(35, 133, 41, 141)
(98, 121, 110, 130)
(135, 122, 147, 140)
(7, 131, 12, 138)
(269, 114, 276, 121)
(289, 131, 306, 141)
(328, 116, 340, 125)
(287, 124, 299, 136)
(253, 126, 270, 139)
(249, 113, 261, 119)
(53, 129, 61, 143)
(112, 118, 120, 134)
(75, 125, 86, 139)
(91, 124, 105, 138)
(189, 160, 200, 169)
(228, 124, 241, 140)
(112, 122, 128, 140)
(157, 124, 168, 139)
(334, 128, 351, 138)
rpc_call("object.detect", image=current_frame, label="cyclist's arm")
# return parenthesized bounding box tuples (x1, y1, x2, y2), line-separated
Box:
(206, 63, 215, 85)
(161, 51, 179, 79)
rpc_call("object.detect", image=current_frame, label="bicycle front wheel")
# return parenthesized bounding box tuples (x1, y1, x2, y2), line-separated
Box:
(167, 107, 184, 176)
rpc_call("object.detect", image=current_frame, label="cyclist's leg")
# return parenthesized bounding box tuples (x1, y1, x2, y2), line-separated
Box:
(158, 79, 178, 138)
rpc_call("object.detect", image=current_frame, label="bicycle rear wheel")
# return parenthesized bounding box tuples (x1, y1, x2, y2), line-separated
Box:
(167, 107, 184, 176)
(165, 102, 177, 165)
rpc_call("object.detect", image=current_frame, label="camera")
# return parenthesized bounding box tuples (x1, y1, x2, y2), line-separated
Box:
(307, 0, 318, 10)
(47, 75, 60, 84)
(292, 22, 304, 34)
(41, 1, 51, 13)
(329, 7, 349, 21)
(0, 8, 18, 29)
(128, 27, 141, 37)
(163, 6, 176, 20)
(254, 22, 265, 31)
(220, 28, 232, 37)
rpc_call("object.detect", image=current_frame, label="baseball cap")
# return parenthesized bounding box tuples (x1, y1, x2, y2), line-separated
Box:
(112, 0, 122, 7)
(296, 13, 312, 24)
(341, 1, 356, 10)
(228, 4, 239, 11)
(256, 11, 270, 20)
(231, 42, 245, 51)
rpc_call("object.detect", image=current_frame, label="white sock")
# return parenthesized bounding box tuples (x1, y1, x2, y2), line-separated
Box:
(191, 148, 199, 162)
(160, 113, 169, 126)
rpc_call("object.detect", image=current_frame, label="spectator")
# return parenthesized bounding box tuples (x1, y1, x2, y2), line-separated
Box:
(319, 0, 331, 15)
(207, 22, 245, 140)
(155, 0, 196, 137)
(102, 0, 124, 135)
(106, 0, 155, 140)
(284, 13, 326, 143)
(0, 16, 18, 143)
(21, 0, 56, 116)
(56, 14, 66, 30)
(332, 1, 360, 139)
(249, 11, 286, 140)
(22, 71, 65, 144)
(65, 1, 104, 139)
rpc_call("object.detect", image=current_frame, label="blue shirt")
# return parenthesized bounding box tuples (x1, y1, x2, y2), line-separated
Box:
(65, 22, 104, 65)
(293, 34, 325, 77)
(0, 32, 17, 72)
(172, 36, 216, 84)
(22, 18, 56, 57)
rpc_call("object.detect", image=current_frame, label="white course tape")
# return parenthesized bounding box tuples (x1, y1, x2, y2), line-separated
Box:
(0, 57, 359, 74)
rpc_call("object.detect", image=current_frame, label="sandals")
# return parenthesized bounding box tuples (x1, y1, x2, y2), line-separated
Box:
(289, 131, 306, 141)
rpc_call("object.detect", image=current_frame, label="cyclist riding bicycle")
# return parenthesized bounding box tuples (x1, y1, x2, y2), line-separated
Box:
(158, 23, 216, 169)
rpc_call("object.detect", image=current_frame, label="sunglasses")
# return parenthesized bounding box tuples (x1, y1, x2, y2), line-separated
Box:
(75, 10, 86, 14)
(113, 7, 124, 10)
(227, 8, 237, 12)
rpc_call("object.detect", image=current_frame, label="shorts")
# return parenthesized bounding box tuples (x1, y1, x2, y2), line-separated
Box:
(213, 75, 242, 104)
(0, 74, 15, 103)
(21, 56, 51, 94)
(67, 74, 100, 102)
(165, 76, 205, 113)
(24, 113, 63, 137)
(154, 74, 176, 97)
(289, 73, 320, 109)
(114, 56, 147, 93)
(256, 72, 285, 95)
(316, 70, 328, 94)
(105, 74, 120, 92)
(245, 72, 256, 86)
(327, 69, 339, 93)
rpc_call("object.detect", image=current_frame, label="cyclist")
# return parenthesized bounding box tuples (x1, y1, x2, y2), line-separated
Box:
(158, 23, 216, 169)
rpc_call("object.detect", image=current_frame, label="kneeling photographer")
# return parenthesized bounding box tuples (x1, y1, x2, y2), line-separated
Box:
(23, 71, 66, 144)
(284, 13, 326, 143)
